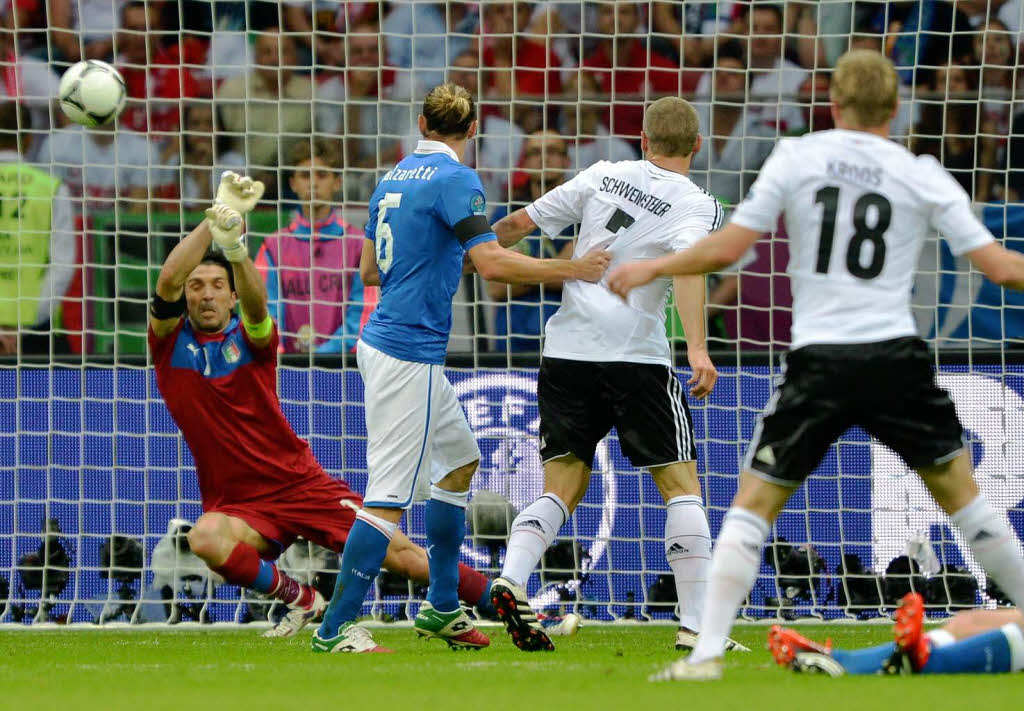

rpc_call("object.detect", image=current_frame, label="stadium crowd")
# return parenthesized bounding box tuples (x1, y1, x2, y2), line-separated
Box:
(1, 0, 1023, 355)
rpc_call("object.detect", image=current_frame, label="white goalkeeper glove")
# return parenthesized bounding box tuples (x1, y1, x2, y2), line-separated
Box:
(215, 171, 265, 216)
(205, 203, 247, 262)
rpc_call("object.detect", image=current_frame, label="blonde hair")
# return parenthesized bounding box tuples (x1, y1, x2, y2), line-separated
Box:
(642, 97, 699, 157)
(422, 82, 476, 138)
(831, 49, 899, 128)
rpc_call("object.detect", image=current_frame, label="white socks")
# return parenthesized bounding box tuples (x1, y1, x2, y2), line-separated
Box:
(950, 494, 1024, 610)
(688, 507, 769, 664)
(501, 493, 570, 587)
(664, 495, 711, 632)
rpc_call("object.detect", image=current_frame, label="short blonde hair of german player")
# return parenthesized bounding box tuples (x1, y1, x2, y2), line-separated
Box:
(830, 49, 899, 128)
(422, 82, 476, 138)
(642, 97, 699, 157)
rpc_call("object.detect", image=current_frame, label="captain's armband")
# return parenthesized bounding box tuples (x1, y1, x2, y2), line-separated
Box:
(243, 313, 273, 340)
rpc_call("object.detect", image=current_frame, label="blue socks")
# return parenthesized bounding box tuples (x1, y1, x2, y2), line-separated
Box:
(920, 627, 1013, 674)
(832, 643, 897, 675)
(425, 493, 467, 613)
(318, 516, 392, 638)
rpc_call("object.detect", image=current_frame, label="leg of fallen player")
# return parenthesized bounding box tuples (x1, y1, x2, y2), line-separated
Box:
(770, 600, 1024, 676)
(188, 513, 322, 613)
(651, 472, 791, 680)
(490, 455, 589, 652)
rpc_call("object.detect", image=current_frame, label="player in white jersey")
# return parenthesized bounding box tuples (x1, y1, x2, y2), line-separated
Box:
(609, 50, 1024, 681)
(486, 97, 748, 654)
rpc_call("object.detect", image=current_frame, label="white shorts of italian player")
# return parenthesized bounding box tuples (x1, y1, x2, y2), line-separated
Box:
(357, 339, 481, 509)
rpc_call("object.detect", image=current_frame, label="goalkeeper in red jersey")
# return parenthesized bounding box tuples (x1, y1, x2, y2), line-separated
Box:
(148, 172, 493, 637)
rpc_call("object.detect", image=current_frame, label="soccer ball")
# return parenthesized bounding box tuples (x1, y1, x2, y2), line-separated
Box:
(58, 60, 127, 127)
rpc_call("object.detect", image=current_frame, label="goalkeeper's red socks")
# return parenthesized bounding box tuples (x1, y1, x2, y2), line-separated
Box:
(214, 542, 316, 609)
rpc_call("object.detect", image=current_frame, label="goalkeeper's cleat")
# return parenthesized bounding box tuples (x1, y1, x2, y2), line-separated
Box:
(789, 652, 846, 677)
(310, 622, 392, 654)
(649, 657, 723, 682)
(262, 589, 326, 639)
(490, 577, 555, 652)
(539, 612, 582, 637)
(675, 627, 751, 653)
(893, 592, 930, 671)
(768, 625, 832, 666)
(414, 601, 490, 650)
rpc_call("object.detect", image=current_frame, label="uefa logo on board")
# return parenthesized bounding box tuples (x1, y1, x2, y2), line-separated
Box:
(451, 372, 618, 577)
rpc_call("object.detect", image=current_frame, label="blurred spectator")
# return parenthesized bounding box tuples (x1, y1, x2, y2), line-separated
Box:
(651, 1, 735, 67)
(37, 122, 150, 213)
(974, 18, 1016, 201)
(742, 2, 808, 134)
(563, 72, 638, 171)
(116, 0, 206, 149)
(0, 102, 74, 356)
(476, 55, 526, 202)
(481, 2, 563, 100)
(1009, 106, 1024, 201)
(254, 139, 374, 354)
(445, 49, 480, 167)
(382, 1, 477, 97)
(690, 42, 776, 205)
(911, 63, 1000, 201)
(783, 1, 825, 71)
(156, 101, 244, 209)
(583, 2, 679, 140)
(799, 69, 834, 132)
(317, 21, 411, 195)
(0, 9, 60, 158)
(858, 1, 973, 85)
(180, 0, 252, 83)
(217, 27, 313, 175)
(975, 19, 1016, 131)
(56, 0, 129, 61)
(486, 130, 573, 352)
(960, 0, 1022, 41)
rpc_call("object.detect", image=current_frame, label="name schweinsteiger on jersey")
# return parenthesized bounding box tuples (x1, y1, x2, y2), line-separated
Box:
(526, 159, 723, 366)
(730, 129, 994, 349)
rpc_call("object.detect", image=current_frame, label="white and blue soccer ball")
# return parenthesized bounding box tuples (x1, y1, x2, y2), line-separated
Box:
(58, 60, 127, 127)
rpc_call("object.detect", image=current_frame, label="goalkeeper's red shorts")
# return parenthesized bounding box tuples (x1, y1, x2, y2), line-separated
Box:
(208, 473, 363, 558)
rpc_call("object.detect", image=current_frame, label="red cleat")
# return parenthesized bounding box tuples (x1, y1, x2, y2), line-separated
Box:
(893, 592, 930, 670)
(768, 625, 832, 667)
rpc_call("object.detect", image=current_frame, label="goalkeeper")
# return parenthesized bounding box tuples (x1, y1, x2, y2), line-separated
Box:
(148, 172, 493, 637)
(770, 592, 1024, 676)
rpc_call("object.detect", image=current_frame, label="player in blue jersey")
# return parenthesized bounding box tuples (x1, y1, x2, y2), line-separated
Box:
(313, 83, 611, 654)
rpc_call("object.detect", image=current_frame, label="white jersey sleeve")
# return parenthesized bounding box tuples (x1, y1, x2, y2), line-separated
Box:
(668, 192, 724, 252)
(525, 162, 606, 237)
(917, 155, 995, 256)
(728, 138, 794, 233)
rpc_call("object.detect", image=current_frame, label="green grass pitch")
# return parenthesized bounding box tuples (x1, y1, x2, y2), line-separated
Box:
(3, 624, 1022, 710)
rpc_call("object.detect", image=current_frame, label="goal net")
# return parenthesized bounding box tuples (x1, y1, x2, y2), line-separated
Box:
(1, 0, 1023, 626)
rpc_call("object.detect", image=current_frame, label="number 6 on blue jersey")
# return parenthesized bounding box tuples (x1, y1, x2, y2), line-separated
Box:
(375, 192, 402, 273)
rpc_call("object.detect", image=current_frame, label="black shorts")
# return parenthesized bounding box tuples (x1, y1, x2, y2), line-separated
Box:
(746, 337, 965, 486)
(538, 357, 697, 469)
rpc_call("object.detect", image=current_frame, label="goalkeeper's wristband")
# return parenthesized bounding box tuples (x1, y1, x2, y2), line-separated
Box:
(243, 313, 273, 340)
(220, 235, 248, 263)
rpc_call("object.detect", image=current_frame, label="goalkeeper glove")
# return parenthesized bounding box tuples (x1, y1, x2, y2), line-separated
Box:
(215, 171, 265, 216)
(206, 203, 247, 263)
